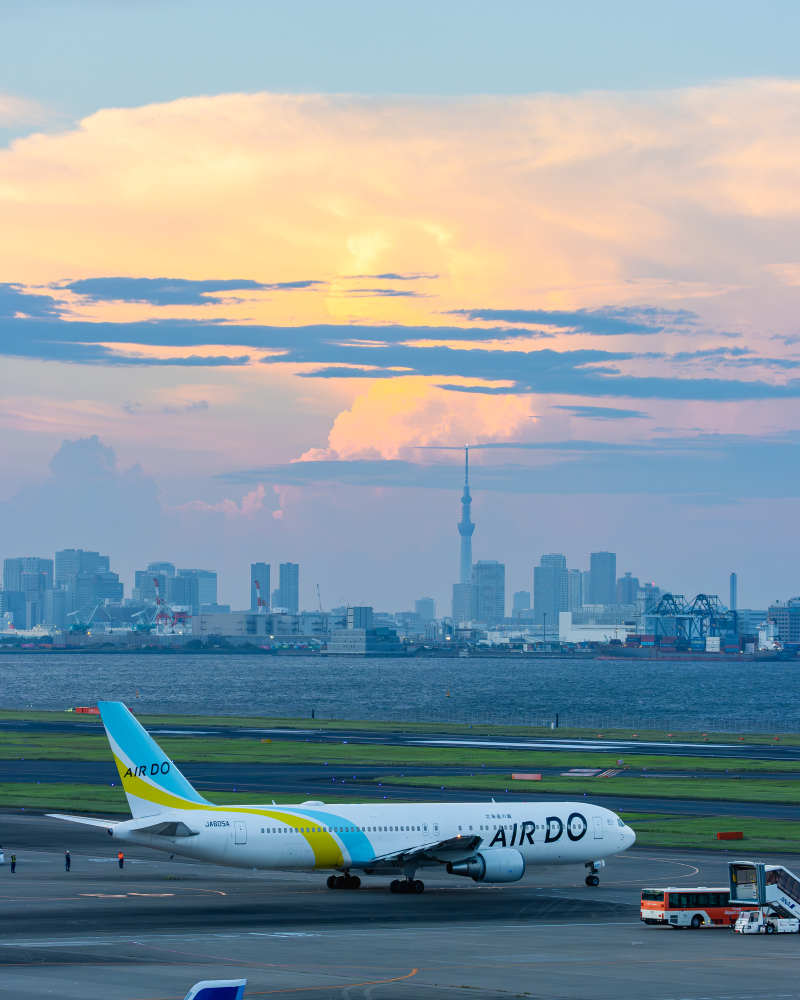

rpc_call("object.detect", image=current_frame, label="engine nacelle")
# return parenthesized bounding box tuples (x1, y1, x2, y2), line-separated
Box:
(447, 848, 525, 883)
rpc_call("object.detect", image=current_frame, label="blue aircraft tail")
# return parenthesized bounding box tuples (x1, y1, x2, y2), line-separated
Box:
(184, 980, 246, 1000)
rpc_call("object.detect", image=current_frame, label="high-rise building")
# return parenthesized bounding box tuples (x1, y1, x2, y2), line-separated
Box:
(588, 551, 616, 606)
(55, 549, 100, 585)
(274, 562, 299, 613)
(43, 588, 68, 632)
(452, 445, 477, 621)
(147, 561, 176, 577)
(251, 563, 270, 611)
(730, 573, 738, 611)
(3, 557, 53, 626)
(636, 583, 661, 615)
(178, 569, 217, 608)
(567, 569, 583, 611)
(55, 550, 122, 615)
(452, 583, 477, 624)
(512, 591, 531, 614)
(534, 554, 568, 620)
(168, 574, 200, 615)
(4, 557, 53, 594)
(616, 572, 640, 605)
(415, 597, 436, 621)
(472, 560, 505, 623)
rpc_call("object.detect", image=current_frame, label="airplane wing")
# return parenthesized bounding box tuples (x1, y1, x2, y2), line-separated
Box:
(364, 833, 483, 867)
(47, 813, 121, 829)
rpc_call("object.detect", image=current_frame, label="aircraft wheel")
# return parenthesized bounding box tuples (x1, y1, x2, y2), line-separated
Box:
(412, 880, 425, 894)
(335, 876, 348, 889)
(586, 874, 600, 886)
(691, 915, 703, 929)
(349, 876, 361, 889)
(390, 879, 400, 893)
(326, 876, 337, 889)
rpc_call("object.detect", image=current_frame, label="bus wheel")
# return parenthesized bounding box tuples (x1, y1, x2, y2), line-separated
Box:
(691, 915, 703, 929)
(586, 875, 600, 886)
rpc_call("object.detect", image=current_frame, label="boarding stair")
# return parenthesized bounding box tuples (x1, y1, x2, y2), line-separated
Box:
(729, 861, 800, 919)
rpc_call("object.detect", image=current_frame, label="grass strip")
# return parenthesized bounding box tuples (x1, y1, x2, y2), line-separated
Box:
(623, 814, 800, 853)
(0, 708, 796, 746)
(371, 772, 800, 804)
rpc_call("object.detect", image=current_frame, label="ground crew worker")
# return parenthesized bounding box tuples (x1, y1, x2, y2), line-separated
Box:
(118, 850, 124, 869)
(65, 851, 71, 872)
(10, 853, 16, 873)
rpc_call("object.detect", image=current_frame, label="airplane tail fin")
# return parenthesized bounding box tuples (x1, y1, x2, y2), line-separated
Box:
(98, 701, 212, 818)
(184, 981, 246, 1000)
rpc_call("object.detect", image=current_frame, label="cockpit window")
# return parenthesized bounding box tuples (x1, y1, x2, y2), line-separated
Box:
(618, 819, 625, 827)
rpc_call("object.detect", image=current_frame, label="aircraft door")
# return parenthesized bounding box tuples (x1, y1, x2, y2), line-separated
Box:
(592, 816, 603, 839)
(235, 820, 247, 844)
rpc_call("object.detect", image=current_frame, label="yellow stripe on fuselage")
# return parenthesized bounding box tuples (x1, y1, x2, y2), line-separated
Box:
(112, 752, 348, 867)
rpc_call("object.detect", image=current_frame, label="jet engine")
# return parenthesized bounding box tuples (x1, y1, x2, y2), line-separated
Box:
(446, 848, 525, 883)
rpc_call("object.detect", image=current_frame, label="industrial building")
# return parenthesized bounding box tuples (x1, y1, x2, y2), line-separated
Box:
(768, 599, 800, 644)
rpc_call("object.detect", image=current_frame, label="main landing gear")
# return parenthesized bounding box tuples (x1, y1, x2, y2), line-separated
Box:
(327, 873, 361, 890)
(390, 878, 425, 894)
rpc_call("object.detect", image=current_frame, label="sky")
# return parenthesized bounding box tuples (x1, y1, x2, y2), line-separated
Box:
(1, 1, 800, 612)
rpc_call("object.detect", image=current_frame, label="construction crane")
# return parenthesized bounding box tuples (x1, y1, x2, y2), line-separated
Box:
(254, 579, 269, 613)
(152, 577, 191, 634)
(67, 597, 112, 635)
(317, 584, 323, 613)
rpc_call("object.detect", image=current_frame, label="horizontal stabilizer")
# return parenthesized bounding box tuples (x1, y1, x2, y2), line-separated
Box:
(47, 813, 120, 829)
(184, 980, 246, 1000)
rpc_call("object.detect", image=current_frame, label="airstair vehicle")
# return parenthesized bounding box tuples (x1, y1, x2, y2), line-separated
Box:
(729, 861, 800, 934)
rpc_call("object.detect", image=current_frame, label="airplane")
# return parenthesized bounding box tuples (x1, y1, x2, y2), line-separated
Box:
(50, 701, 635, 893)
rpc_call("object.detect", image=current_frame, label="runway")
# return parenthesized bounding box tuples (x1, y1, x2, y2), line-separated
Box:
(3, 812, 800, 1000)
(4, 717, 800, 762)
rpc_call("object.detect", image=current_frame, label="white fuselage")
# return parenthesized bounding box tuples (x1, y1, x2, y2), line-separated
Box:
(110, 800, 635, 874)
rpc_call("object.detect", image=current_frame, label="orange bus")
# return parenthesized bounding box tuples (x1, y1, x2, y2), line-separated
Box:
(641, 887, 756, 928)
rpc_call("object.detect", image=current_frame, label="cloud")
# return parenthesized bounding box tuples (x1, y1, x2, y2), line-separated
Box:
(551, 405, 650, 420)
(0, 283, 63, 318)
(339, 288, 428, 298)
(349, 273, 439, 281)
(447, 307, 664, 335)
(295, 377, 536, 461)
(64, 276, 323, 306)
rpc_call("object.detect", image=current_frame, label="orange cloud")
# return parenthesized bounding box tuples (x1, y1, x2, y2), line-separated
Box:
(3, 82, 800, 330)
(296, 377, 535, 461)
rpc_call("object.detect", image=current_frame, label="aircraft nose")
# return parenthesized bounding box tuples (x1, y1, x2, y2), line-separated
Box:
(625, 825, 636, 846)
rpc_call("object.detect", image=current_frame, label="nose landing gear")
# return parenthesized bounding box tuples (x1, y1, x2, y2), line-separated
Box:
(585, 863, 601, 886)
(390, 878, 425, 894)
(326, 872, 361, 890)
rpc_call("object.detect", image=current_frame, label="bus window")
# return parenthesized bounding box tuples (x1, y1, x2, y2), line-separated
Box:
(641, 891, 664, 901)
(696, 894, 707, 906)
